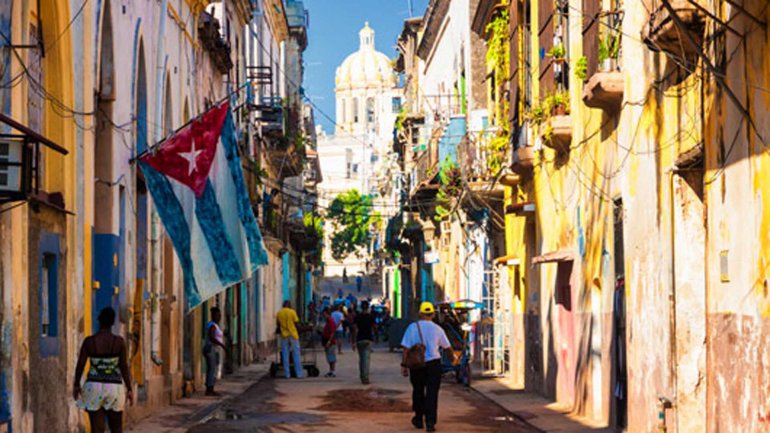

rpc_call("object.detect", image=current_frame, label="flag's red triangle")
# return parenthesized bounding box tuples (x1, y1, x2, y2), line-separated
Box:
(140, 102, 230, 197)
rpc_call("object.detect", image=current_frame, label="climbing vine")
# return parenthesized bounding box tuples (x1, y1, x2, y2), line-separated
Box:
(483, 7, 511, 177)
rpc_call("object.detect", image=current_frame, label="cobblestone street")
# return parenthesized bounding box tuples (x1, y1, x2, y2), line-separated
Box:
(186, 343, 538, 433)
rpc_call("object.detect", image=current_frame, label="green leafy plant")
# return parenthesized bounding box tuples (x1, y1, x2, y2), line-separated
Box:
(485, 9, 510, 131)
(544, 91, 570, 116)
(526, 102, 547, 125)
(394, 106, 408, 133)
(303, 212, 324, 240)
(575, 56, 588, 81)
(433, 158, 463, 222)
(327, 189, 381, 261)
(598, 32, 620, 64)
(548, 43, 566, 60)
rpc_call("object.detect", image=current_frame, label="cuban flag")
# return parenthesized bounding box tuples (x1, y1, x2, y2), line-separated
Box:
(138, 102, 268, 312)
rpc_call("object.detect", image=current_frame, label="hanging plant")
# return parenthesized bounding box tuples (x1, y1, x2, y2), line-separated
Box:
(548, 43, 566, 62)
(575, 56, 588, 81)
(433, 158, 463, 222)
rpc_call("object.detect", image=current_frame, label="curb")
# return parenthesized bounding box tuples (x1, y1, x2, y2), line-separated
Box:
(468, 381, 547, 433)
(180, 366, 272, 430)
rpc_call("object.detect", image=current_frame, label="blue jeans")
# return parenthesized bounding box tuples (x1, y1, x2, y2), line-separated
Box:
(204, 344, 220, 388)
(281, 336, 303, 378)
(356, 340, 372, 381)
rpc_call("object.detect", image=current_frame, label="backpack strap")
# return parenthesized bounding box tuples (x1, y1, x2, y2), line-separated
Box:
(416, 321, 424, 345)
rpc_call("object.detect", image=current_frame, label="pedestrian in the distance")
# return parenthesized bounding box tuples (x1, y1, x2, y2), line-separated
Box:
(73, 307, 133, 433)
(354, 301, 376, 384)
(348, 304, 358, 352)
(401, 302, 451, 432)
(331, 304, 345, 354)
(276, 300, 304, 378)
(203, 306, 228, 396)
(321, 307, 338, 377)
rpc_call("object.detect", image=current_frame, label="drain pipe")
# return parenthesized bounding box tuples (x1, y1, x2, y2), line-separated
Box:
(149, 0, 170, 367)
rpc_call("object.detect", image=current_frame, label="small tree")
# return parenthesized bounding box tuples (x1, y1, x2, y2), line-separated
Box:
(327, 189, 381, 261)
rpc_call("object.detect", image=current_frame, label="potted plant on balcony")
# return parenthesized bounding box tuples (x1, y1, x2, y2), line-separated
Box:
(545, 91, 570, 116)
(598, 32, 620, 72)
(548, 43, 567, 64)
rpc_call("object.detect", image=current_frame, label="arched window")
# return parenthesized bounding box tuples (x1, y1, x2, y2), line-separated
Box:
(341, 98, 347, 123)
(366, 97, 375, 124)
(353, 97, 359, 123)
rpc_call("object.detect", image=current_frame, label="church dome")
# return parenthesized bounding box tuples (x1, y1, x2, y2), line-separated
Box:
(335, 23, 394, 90)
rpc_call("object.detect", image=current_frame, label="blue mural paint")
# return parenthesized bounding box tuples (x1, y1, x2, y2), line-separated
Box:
(577, 207, 585, 257)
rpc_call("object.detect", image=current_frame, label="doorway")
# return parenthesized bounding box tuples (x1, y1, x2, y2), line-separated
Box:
(611, 198, 627, 429)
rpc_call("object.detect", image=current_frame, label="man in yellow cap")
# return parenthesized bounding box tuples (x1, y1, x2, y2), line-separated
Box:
(400, 302, 451, 432)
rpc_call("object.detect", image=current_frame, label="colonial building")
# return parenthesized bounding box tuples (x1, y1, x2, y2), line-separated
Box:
(0, 0, 315, 431)
(317, 23, 401, 298)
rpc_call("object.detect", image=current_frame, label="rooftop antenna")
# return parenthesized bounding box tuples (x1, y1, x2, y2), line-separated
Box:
(407, 0, 413, 17)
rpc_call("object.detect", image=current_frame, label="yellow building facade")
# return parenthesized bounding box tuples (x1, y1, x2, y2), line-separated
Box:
(502, 0, 770, 432)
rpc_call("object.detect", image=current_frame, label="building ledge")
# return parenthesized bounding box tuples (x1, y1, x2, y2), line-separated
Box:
(642, 0, 706, 59)
(582, 72, 624, 112)
(512, 146, 534, 175)
(540, 115, 572, 152)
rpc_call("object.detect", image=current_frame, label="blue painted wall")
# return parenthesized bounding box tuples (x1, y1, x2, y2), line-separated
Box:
(438, 116, 466, 165)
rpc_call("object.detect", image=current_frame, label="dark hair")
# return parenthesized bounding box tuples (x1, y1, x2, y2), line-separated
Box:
(210, 306, 221, 316)
(98, 307, 116, 329)
(321, 307, 330, 315)
(361, 301, 369, 310)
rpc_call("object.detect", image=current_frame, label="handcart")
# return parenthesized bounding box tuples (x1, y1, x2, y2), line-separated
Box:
(269, 325, 320, 378)
(436, 299, 483, 386)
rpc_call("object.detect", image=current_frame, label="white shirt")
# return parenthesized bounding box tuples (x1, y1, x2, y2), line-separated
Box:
(331, 311, 344, 331)
(401, 320, 451, 362)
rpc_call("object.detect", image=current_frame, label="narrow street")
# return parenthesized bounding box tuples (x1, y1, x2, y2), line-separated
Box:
(187, 342, 537, 433)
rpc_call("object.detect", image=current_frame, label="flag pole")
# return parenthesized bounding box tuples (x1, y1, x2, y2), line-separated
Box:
(129, 80, 252, 164)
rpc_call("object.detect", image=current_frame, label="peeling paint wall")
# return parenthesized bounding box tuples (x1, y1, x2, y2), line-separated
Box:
(503, 0, 770, 431)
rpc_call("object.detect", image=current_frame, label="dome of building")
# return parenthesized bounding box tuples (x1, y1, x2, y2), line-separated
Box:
(335, 23, 394, 90)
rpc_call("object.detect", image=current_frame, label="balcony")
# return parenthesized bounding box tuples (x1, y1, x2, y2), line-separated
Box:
(540, 114, 573, 152)
(583, 72, 624, 112)
(199, 11, 233, 74)
(252, 96, 284, 138)
(458, 131, 505, 197)
(511, 125, 534, 175)
(642, 0, 706, 60)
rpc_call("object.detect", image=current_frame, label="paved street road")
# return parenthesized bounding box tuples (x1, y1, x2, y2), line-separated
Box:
(188, 342, 537, 433)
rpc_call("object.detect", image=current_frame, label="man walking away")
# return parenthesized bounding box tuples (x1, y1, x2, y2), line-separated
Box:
(401, 302, 451, 432)
(354, 301, 376, 384)
(321, 308, 337, 377)
(331, 305, 345, 354)
(276, 301, 304, 378)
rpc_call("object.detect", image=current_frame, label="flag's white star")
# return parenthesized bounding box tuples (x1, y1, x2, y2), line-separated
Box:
(178, 138, 203, 176)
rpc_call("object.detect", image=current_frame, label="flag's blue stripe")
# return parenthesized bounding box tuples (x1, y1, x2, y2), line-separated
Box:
(138, 161, 201, 309)
(195, 181, 243, 284)
(221, 111, 269, 267)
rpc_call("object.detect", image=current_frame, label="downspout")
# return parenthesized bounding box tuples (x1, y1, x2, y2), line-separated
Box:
(150, 0, 169, 367)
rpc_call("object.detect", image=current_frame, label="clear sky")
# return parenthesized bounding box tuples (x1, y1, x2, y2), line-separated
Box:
(302, 0, 430, 134)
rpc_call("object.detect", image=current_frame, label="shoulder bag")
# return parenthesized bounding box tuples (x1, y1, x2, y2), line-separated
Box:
(402, 321, 426, 369)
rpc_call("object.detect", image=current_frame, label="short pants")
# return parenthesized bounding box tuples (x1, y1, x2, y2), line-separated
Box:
(325, 345, 337, 363)
(335, 330, 344, 340)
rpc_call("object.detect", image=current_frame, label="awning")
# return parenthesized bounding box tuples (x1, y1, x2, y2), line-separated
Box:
(0, 113, 68, 154)
(532, 250, 575, 265)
